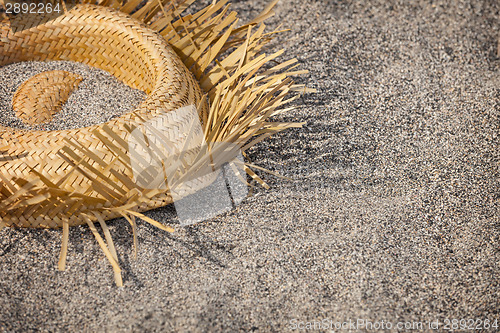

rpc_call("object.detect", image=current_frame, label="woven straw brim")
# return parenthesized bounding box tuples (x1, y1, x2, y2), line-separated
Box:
(0, 0, 312, 286)
(1, 4, 211, 229)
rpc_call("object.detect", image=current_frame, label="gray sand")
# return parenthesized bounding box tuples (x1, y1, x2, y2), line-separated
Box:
(0, 61, 145, 131)
(0, 0, 499, 332)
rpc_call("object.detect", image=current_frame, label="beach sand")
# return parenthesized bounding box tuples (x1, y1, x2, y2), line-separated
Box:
(0, 0, 498, 331)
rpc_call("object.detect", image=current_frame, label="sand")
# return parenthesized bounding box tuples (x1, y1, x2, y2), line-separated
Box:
(0, 0, 498, 331)
(0, 61, 146, 131)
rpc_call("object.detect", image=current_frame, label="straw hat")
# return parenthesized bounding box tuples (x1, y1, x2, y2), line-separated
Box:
(0, 0, 311, 286)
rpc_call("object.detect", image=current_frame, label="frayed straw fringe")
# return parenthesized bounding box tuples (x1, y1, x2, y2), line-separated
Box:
(0, 0, 314, 286)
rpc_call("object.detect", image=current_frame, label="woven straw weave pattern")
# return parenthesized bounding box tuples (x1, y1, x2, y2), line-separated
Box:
(0, 4, 211, 228)
(12, 70, 83, 125)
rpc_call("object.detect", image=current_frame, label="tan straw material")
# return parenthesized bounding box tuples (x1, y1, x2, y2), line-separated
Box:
(12, 70, 83, 125)
(0, 0, 313, 286)
(1, 3, 209, 229)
